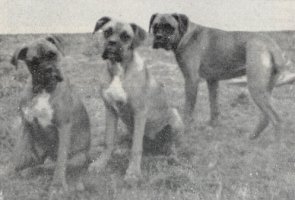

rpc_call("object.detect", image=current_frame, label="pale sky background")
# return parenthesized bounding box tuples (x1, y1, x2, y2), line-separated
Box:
(1, 0, 295, 34)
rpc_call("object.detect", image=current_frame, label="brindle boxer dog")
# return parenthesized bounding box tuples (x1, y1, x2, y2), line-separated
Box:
(149, 13, 295, 139)
(10, 36, 91, 194)
(89, 17, 183, 184)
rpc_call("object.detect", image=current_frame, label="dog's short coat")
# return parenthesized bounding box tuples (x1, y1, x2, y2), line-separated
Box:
(10, 36, 91, 193)
(149, 13, 295, 139)
(89, 17, 183, 184)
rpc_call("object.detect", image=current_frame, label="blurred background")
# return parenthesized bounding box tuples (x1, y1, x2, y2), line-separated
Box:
(1, 0, 295, 34)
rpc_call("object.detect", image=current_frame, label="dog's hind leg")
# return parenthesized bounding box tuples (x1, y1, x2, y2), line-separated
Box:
(247, 65, 281, 139)
(248, 88, 281, 140)
(248, 100, 270, 140)
(12, 124, 46, 172)
(246, 39, 282, 140)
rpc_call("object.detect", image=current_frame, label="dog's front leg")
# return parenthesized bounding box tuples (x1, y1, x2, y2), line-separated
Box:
(184, 78, 200, 126)
(124, 109, 147, 185)
(50, 123, 71, 192)
(89, 106, 118, 173)
(207, 79, 220, 126)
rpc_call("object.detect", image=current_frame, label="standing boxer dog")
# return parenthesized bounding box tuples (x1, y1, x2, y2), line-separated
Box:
(149, 13, 295, 139)
(89, 17, 183, 184)
(10, 36, 91, 193)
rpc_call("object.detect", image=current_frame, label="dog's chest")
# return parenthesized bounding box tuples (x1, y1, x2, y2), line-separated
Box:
(22, 91, 54, 128)
(103, 75, 128, 112)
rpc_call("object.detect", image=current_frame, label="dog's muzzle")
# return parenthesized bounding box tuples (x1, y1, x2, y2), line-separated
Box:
(102, 42, 123, 62)
(45, 69, 63, 82)
(153, 36, 171, 50)
(102, 49, 122, 62)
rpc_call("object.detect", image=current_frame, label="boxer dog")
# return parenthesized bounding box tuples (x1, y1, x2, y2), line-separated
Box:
(149, 13, 295, 139)
(89, 17, 183, 184)
(10, 36, 91, 193)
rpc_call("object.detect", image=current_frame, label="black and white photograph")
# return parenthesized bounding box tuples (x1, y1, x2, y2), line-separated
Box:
(0, 0, 295, 199)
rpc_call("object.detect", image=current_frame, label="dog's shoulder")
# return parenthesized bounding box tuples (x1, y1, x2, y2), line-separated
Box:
(50, 79, 75, 107)
(178, 24, 209, 51)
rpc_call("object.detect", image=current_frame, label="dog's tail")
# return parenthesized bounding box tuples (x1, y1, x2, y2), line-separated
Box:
(227, 42, 295, 88)
(271, 46, 295, 87)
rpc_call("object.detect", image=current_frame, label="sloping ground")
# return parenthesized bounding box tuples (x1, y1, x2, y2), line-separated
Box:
(0, 32, 295, 199)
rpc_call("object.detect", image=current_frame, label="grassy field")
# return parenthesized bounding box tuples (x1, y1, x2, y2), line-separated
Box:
(0, 32, 295, 199)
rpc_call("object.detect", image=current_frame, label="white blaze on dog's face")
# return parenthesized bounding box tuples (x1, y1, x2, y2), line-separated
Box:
(22, 91, 54, 128)
(102, 21, 134, 62)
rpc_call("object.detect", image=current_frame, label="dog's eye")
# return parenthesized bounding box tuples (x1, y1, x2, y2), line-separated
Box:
(28, 57, 39, 66)
(44, 68, 53, 73)
(162, 24, 175, 34)
(46, 51, 57, 60)
(104, 28, 113, 38)
(120, 32, 130, 42)
(153, 24, 159, 34)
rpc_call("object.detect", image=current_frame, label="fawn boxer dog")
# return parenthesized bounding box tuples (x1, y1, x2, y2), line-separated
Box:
(89, 17, 183, 184)
(10, 35, 91, 194)
(149, 13, 295, 139)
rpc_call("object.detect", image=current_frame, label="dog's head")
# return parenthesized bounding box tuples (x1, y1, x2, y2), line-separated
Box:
(93, 17, 146, 63)
(149, 13, 189, 51)
(11, 35, 64, 93)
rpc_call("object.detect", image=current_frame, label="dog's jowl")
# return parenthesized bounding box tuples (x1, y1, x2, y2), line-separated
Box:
(90, 17, 184, 185)
(10, 36, 91, 193)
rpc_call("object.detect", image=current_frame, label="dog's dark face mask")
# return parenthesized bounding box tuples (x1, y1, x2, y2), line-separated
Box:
(149, 14, 188, 51)
(11, 38, 64, 93)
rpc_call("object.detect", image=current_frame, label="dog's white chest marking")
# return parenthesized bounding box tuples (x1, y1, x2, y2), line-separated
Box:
(261, 52, 271, 67)
(22, 91, 54, 128)
(103, 75, 128, 112)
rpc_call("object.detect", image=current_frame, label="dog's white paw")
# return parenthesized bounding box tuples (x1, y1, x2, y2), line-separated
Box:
(49, 185, 68, 200)
(124, 169, 143, 187)
(88, 156, 109, 174)
(88, 162, 104, 173)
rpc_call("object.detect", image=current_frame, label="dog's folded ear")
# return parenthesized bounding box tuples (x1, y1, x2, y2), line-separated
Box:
(130, 23, 146, 49)
(149, 13, 158, 33)
(46, 35, 65, 55)
(11, 47, 28, 69)
(93, 17, 111, 34)
(172, 13, 189, 36)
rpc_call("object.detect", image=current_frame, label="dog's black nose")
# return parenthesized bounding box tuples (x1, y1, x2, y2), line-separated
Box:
(155, 35, 164, 40)
(108, 40, 118, 46)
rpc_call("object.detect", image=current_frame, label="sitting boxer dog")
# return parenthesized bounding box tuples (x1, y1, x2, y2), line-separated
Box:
(10, 35, 91, 193)
(89, 17, 184, 184)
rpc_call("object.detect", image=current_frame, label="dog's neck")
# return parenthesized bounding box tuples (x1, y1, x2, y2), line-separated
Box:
(174, 22, 203, 54)
(107, 52, 143, 78)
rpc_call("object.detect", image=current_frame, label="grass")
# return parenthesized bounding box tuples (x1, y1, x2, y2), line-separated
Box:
(0, 32, 295, 199)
